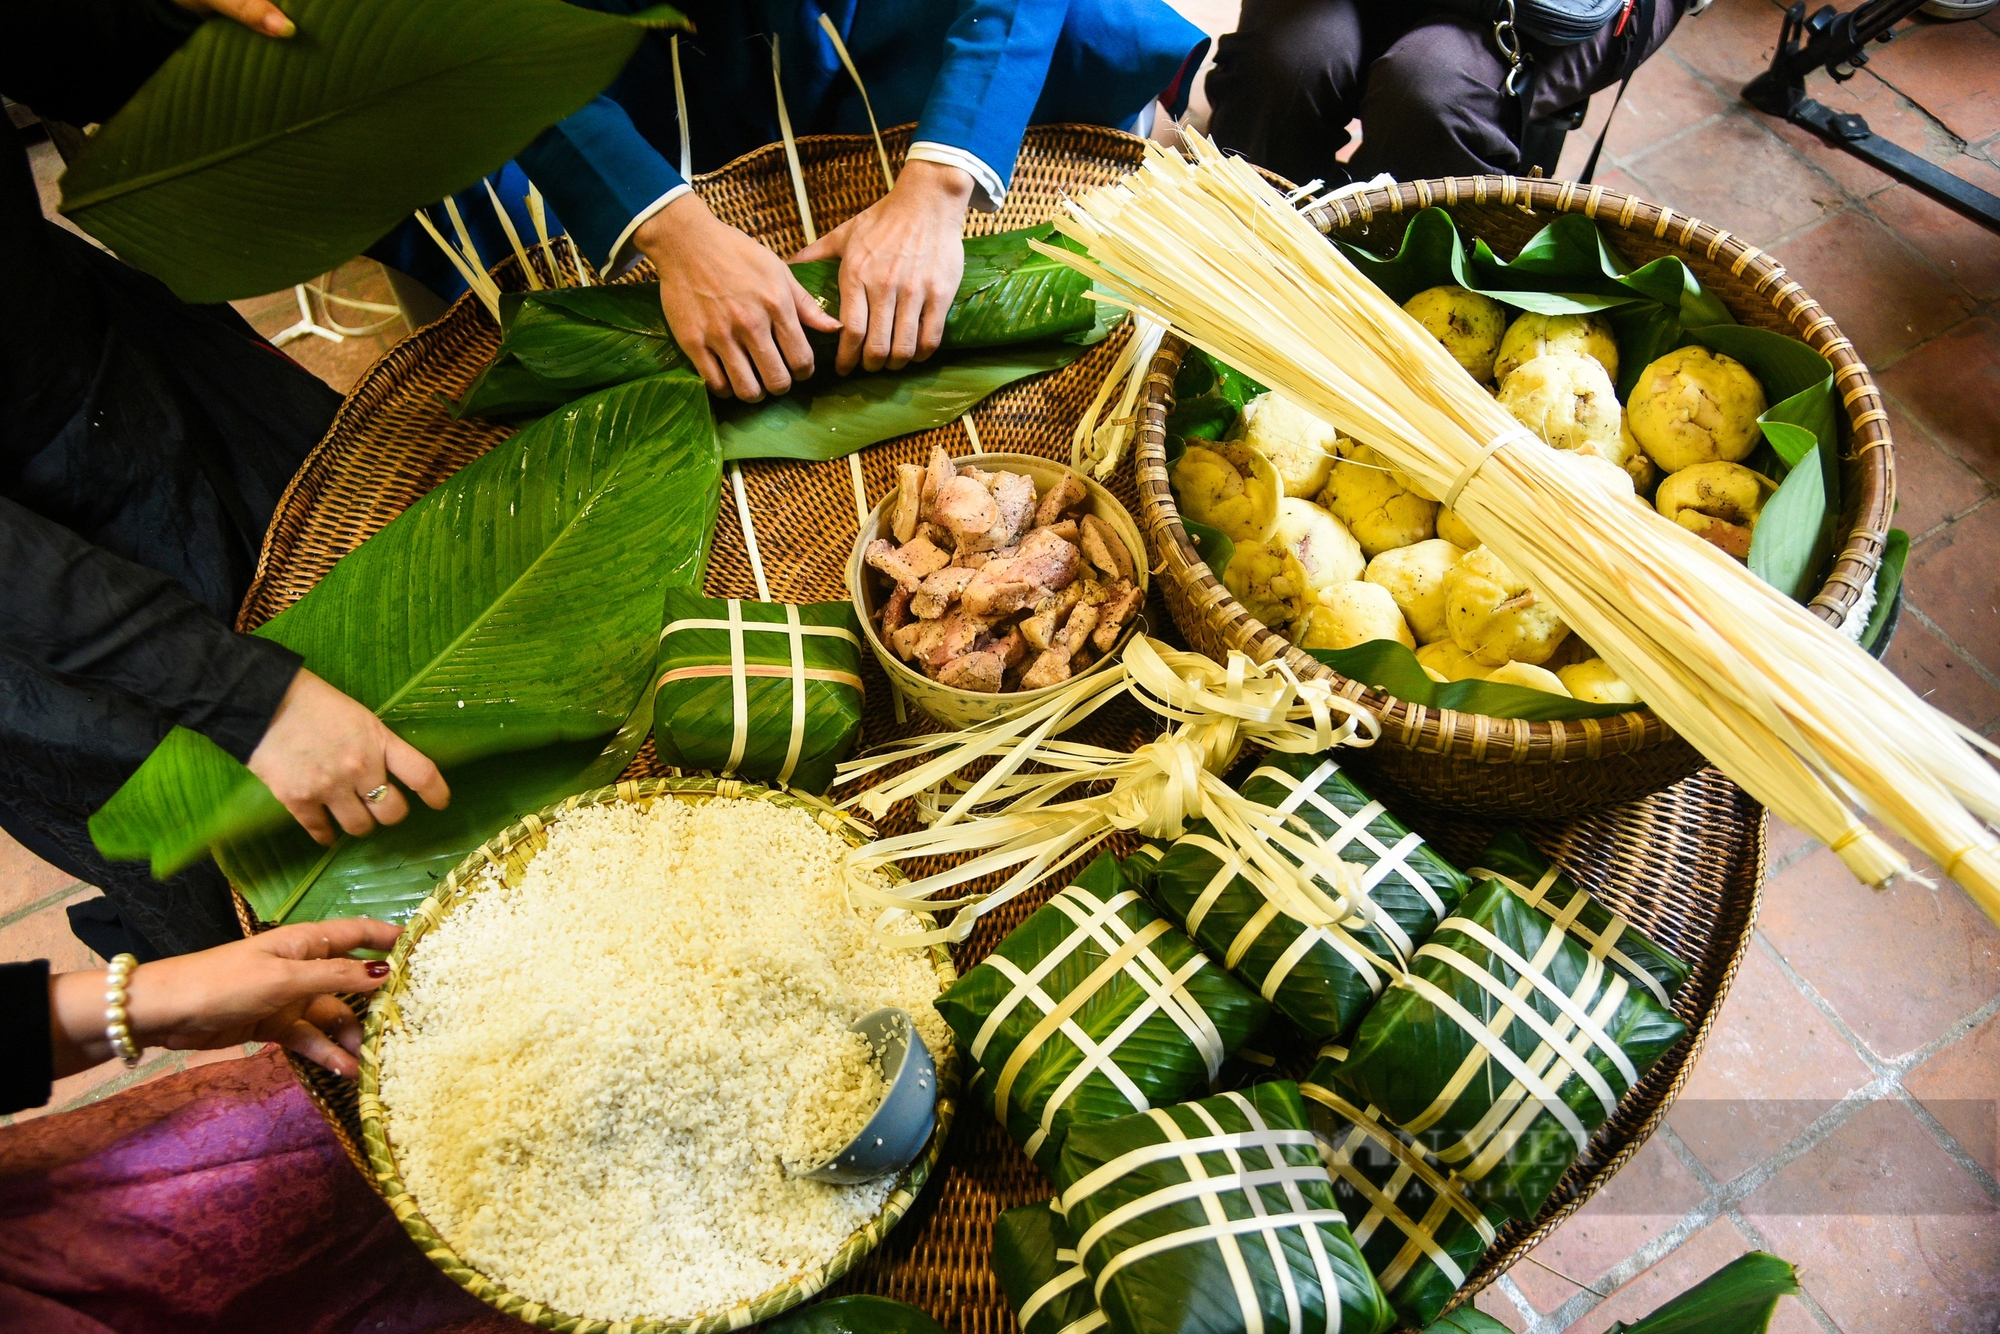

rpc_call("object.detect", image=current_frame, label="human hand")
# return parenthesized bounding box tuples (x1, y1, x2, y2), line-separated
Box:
(170, 0, 297, 38)
(246, 669, 449, 845)
(792, 160, 974, 375)
(48, 919, 403, 1080)
(636, 193, 842, 401)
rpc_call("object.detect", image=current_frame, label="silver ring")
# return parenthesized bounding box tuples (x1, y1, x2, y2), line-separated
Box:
(363, 784, 390, 803)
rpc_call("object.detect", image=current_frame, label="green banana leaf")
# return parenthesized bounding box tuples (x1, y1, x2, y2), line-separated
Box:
(59, 0, 688, 303)
(1166, 346, 1270, 440)
(993, 1201, 1105, 1334)
(1418, 1312, 1514, 1333)
(934, 853, 1270, 1175)
(455, 225, 1109, 444)
(1306, 642, 1636, 721)
(90, 375, 722, 881)
(1054, 1081, 1397, 1334)
(1862, 529, 1909, 652)
(1326, 879, 1688, 1225)
(1607, 1252, 1800, 1334)
(1148, 750, 1473, 1043)
(765, 1297, 949, 1334)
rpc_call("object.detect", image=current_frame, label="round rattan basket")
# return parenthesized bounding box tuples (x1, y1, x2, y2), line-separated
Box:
(237, 127, 1770, 1332)
(1134, 175, 1897, 818)
(356, 776, 961, 1334)
(846, 452, 1150, 729)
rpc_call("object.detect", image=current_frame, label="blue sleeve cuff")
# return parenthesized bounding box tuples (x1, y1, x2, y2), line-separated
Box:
(913, 0, 1069, 199)
(517, 96, 685, 270)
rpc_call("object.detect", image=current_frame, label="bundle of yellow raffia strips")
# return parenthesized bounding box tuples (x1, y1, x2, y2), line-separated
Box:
(1016, 130, 2000, 920)
(838, 635, 1384, 945)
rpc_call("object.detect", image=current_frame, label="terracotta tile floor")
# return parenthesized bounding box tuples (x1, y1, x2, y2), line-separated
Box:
(9, 2, 2000, 1327)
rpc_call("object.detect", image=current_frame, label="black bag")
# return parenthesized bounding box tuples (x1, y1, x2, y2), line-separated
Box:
(1424, 0, 1626, 47)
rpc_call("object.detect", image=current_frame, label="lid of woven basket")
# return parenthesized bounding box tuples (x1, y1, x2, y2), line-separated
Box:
(242, 131, 1768, 1326)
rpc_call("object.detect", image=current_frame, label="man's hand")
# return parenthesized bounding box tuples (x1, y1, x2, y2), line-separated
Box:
(793, 160, 975, 375)
(636, 193, 842, 401)
(246, 669, 449, 845)
(49, 919, 403, 1080)
(171, 0, 297, 37)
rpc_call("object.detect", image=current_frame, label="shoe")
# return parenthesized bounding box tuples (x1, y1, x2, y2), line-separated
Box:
(1920, 0, 1997, 19)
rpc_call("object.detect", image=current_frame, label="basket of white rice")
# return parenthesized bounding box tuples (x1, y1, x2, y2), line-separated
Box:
(356, 776, 958, 1333)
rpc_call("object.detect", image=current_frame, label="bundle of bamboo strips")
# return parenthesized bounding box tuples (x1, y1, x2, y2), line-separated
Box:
(1033, 131, 2000, 920)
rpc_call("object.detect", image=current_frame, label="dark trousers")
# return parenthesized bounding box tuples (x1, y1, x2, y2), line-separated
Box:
(1206, 0, 1685, 187)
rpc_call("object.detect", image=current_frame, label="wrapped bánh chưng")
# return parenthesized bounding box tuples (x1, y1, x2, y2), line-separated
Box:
(1137, 752, 1474, 1043)
(1468, 828, 1692, 1009)
(1324, 878, 1688, 1224)
(652, 588, 864, 795)
(1298, 1070, 1499, 1329)
(935, 853, 1269, 1175)
(994, 1200, 1106, 1334)
(1054, 1081, 1396, 1334)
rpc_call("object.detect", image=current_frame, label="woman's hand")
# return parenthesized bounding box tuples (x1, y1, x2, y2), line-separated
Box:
(170, 0, 297, 38)
(247, 669, 450, 845)
(792, 160, 974, 375)
(48, 919, 403, 1080)
(636, 193, 842, 401)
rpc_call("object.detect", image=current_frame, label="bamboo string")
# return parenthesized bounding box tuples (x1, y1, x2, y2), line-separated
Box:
(772, 34, 817, 245)
(1037, 131, 2000, 918)
(410, 209, 501, 321)
(482, 178, 543, 291)
(525, 184, 563, 284)
(817, 12, 896, 194)
(730, 464, 772, 603)
(671, 34, 692, 180)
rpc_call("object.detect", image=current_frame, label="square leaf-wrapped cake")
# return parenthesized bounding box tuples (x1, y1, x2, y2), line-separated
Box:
(1299, 1072, 1500, 1328)
(935, 853, 1269, 1174)
(1142, 752, 1472, 1043)
(1325, 878, 1688, 1223)
(1054, 1081, 1396, 1334)
(994, 1200, 1107, 1334)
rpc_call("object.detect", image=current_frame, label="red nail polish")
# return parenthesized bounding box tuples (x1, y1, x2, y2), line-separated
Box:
(365, 961, 390, 978)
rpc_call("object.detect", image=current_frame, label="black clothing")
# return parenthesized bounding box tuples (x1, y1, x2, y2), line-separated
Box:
(1206, 0, 1684, 188)
(0, 960, 53, 1115)
(3, 6, 340, 955)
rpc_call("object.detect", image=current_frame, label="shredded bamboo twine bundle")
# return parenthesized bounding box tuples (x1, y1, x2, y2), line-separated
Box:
(1036, 131, 2000, 918)
(837, 636, 1382, 946)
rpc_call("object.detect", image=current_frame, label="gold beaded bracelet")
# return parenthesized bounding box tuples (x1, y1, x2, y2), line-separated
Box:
(103, 953, 141, 1069)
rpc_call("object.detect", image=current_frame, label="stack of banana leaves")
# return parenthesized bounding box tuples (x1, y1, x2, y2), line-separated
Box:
(88, 229, 1122, 931)
(933, 853, 1271, 1176)
(455, 224, 1120, 463)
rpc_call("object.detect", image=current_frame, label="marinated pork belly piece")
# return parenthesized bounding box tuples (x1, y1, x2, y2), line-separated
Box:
(880, 585, 914, 640)
(1021, 582, 1087, 652)
(962, 528, 1082, 618)
(1042, 519, 1079, 545)
(911, 567, 978, 619)
(984, 624, 1029, 670)
(893, 618, 947, 664)
(1021, 602, 1102, 690)
(938, 650, 1006, 693)
(936, 475, 1000, 538)
(961, 470, 1038, 554)
(1078, 514, 1135, 583)
(937, 606, 1001, 665)
(920, 445, 956, 523)
(865, 535, 952, 588)
(1034, 471, 1088, 528)
(951, 542, 1016, 572)
(1091, 579, 1144, 652)
(892, 464, 927, 543)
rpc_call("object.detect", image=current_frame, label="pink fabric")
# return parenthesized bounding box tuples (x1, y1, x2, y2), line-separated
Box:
(0, 1048, 524, 1334)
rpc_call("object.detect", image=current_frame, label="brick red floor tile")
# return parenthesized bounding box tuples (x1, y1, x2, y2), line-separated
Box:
(1764, 108, 1901, 202)
(1882, 611, 2000, 732)
(1510, 1136, 1709, 1309)
(233, 259, 410, 396)
(1604, 55, 1734, 161)
(1758, 842, 2000, 1059)
(1771, 210, 1975, 365)
(1865, 158, 2000, 304)
(1905, 499, 2000, 679)
(1766, 815, 1819, 867)
(1884, 396, 1996, 538)
(0, 887, 104, 977)
(1804, 65, 1970, 166)
(1471, 1283, 1533, 1332)
(1625, 113, 1845, 244)
(1666, 0, 1791, 89)
(1669, 939, 1875, 1183)
(1906, 1010, 2000, 1178)
(1862, 17, 2000, 145)
(1562, 1219, 1817, 1333)
(1878, 316, 2000, 482)
(1594, 166, 1651, 200)
(1556, 87, 1619, 181)
(183, 1042, 264, 1072)
(1739, 1098, 2000, 1333)
(0, 827, 79, 920)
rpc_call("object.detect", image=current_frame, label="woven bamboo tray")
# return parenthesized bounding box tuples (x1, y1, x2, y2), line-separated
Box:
(1135, 175, 1897, 818)
(235, 126, 1766, 1331)
(356, 776, 958, 1333)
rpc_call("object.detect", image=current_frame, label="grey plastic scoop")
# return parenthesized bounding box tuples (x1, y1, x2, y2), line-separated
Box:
(799, 1007, 938, 1184)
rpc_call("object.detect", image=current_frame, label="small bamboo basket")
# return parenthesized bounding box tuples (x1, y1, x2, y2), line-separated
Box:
(355, 776, 960, 1334)
(1135, 175, 1897, 817)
